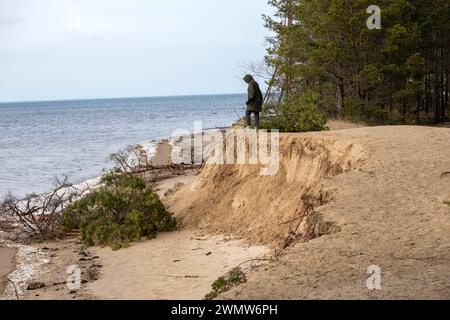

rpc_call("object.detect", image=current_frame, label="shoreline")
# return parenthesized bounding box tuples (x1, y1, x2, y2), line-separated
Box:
(0, 247, 16, 294)
(0, 241, 50, 300)
(46, 125, 234, 198)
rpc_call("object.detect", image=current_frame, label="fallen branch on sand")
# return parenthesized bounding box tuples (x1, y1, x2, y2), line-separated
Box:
(8, 279, 20, 300)
(237, 258, 278, 268)
(166, 274, 200, 279)
(109, 145, 202, 178)
(124, 164, 203, 176)
(440, 172, 450, 178)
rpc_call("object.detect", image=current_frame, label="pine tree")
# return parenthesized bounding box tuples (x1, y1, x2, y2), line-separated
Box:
(264, 0, 449, 123)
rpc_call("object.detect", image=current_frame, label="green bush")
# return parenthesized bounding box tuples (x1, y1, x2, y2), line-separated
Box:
(204, 267, 247, 300)
(260, 92, 327, 132)
(61, 173, 177, 250)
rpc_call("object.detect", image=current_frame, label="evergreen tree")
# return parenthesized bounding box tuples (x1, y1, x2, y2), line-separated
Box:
(264, 0, 449, 123)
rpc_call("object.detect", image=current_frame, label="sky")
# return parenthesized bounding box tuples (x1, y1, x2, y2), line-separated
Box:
(0, 0, 272, 102)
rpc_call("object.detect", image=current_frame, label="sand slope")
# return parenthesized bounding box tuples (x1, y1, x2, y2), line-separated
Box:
(87, 232, 267, 300)
(167, 125, 450, 299)
(168, 136, 366, 248)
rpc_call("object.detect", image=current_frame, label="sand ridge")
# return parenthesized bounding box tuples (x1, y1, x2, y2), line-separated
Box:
(214, 126, 450, 299)
(166, 134, 367, 248)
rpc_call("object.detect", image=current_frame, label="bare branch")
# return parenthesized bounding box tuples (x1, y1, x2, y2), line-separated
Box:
(0, 176, 77, 240)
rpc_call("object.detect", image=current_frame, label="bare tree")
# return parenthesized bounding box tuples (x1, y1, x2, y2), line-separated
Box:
(109, 145, 152, 175)
(0, 176, 77, 240)
(109, 145, 202, 183)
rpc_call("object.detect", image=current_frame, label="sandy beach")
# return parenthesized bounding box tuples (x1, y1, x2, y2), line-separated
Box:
(162, 123, 450, 299)
(87, 231, 267, 300)
(2, 121, 449, 300)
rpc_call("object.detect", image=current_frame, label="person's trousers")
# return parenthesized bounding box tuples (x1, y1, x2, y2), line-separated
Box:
(245, 111, 260, 129)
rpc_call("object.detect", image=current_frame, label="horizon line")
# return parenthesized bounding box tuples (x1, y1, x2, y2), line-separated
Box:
(0, 92, 246, 105)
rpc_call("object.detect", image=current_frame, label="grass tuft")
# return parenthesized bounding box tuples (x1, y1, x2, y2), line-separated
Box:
(204, 267, 247, 300)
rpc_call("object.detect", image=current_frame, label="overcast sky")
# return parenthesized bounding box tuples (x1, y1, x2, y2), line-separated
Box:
(0, 0, 271, 102)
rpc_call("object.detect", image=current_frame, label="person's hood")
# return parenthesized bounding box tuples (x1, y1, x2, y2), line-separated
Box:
(243, 74, 254, 83)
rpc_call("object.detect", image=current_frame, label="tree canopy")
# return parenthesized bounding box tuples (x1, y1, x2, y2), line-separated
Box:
(263, 0, 450, 123)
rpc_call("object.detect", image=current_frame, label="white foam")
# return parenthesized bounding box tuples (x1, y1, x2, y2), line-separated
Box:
(1, 242, 50, 300)
(126, 140, 158, 167)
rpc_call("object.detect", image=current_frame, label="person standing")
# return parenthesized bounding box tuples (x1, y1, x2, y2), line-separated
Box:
(243, 74, 263, 130)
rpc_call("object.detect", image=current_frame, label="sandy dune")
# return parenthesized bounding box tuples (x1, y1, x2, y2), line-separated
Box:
(167, 125, 450, 299)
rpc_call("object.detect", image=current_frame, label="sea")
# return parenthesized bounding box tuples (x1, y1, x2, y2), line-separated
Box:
(0, 94, 246, 198)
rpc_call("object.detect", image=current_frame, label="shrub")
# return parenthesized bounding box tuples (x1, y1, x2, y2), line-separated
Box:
(204, 267, 247, 300)
(260, 92, 327, 132)
(61, 173, 176, 250)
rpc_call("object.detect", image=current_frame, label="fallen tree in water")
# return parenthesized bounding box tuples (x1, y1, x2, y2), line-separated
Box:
(0, 176, 77, 240)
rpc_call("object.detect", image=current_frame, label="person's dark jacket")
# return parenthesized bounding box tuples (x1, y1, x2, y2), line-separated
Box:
(244, 75, 263, 112)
